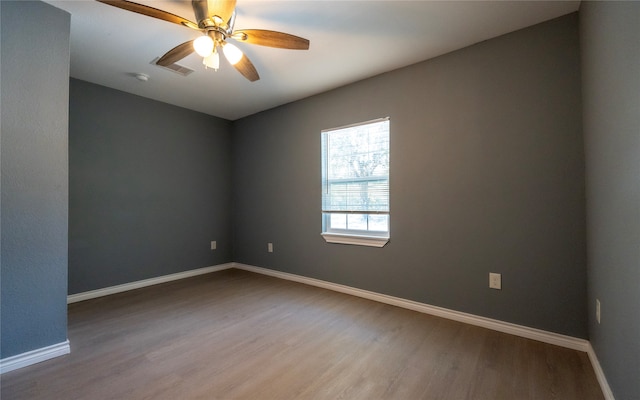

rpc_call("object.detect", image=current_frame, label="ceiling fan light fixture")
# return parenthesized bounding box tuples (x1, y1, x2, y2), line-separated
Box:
(203, 48, 220, 71)
(96, 0, 308, 83)
(194, 35, 214, 57)
(223, 42, 243, 65)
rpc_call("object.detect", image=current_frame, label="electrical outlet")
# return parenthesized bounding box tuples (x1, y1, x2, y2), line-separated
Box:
(268, 242, 273, 253)
(596, 299, 601, 324)
(489, 273, 501, 290)
(211, 241, 216, 250)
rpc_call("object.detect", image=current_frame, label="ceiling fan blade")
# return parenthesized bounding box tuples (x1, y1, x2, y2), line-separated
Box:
(233, 29, 309, 50)
(232, 53, 260, 82)
(192, 0, 237, 27)
(97, 0, 199, 30)
(157, 41, 195, 66)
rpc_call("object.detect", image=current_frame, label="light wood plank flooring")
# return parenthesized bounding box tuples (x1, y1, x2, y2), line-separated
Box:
(1, 269, 603, 399)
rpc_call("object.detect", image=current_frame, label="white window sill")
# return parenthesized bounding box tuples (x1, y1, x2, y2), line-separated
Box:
(321, 233, 389, 248)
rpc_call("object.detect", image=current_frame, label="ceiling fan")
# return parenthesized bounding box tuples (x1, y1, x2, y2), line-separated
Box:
(97, 0, 310, 82)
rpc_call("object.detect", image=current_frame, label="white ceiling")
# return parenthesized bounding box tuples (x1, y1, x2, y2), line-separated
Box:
(46, 1, 579, 121)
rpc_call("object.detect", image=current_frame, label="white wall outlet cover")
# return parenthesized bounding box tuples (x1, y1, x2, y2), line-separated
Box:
(268, 243, 273, 253)
(211, 241, 216, 250)
(489, 273, 502, 290)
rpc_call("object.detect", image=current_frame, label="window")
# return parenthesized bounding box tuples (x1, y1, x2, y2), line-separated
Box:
(321, 118, 390, 247)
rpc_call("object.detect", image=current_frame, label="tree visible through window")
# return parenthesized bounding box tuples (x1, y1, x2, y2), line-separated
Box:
(321, 118, 389, 246)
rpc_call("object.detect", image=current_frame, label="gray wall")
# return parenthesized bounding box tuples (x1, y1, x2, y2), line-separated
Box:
(581, 2, 640, 399)
(1, 1, 70, 358)
(233, 14, 587, 338)
(69, 79, 233, 294)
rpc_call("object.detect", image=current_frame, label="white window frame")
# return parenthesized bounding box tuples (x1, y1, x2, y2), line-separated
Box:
(321, 118, 390, 248)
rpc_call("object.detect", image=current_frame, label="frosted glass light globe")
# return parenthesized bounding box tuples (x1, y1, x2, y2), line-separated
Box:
(223, 43, 243, 65)
(203, 50, 220, 71)
(193, 36, 214, 57)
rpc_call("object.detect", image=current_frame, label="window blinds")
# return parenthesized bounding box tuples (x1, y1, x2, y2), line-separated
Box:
(321, 118, 390, 214)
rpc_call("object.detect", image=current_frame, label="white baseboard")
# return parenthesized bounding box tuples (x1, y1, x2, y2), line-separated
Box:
(587, 343, 616, 400)
(67, 263, 234, 303)
(233, 263, 590, 352)
(0, 340, 70, 374)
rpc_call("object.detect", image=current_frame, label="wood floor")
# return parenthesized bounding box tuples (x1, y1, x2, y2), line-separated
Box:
(1, 269, 603, 400)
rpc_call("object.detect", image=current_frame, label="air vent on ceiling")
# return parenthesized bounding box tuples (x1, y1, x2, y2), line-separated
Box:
(150, 57, 194, 76)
